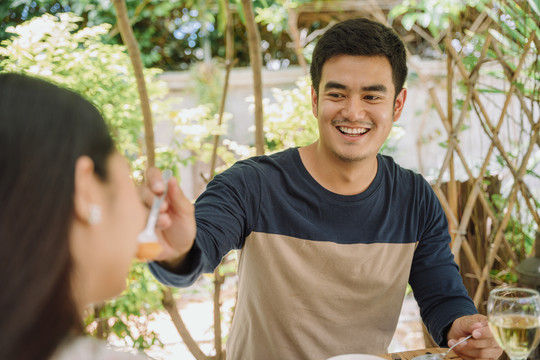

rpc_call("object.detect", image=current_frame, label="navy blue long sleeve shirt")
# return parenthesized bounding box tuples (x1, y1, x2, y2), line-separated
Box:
(150, 148, 477, 359)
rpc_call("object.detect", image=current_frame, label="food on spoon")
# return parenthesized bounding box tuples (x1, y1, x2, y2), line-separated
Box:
(136, 241, 162, 261)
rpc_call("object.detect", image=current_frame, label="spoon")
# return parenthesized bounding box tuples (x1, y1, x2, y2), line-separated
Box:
(411, 335, 472, 360)
(138, 169, 172, 243)
(442, 334, 472, 359)
(136, 169, 172, 260)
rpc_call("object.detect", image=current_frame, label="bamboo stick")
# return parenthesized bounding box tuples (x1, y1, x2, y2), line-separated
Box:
(447, 35, 458, 256)
(474, 123, 540, 305)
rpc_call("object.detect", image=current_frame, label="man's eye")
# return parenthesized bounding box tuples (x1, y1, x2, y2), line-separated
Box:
(328, 93, 343, 98)
(365, 95, 380, 100)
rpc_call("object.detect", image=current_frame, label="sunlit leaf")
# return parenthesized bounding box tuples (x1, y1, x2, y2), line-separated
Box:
(401, 13, 418, 31)
(388, 4, 410, 19)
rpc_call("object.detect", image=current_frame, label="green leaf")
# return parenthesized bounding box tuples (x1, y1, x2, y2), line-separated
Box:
(217, 0, 228, 34)
(438, 141, 448, 149)
(235, 0, 247, 25)
(401, 13, 418, 31)
(388, 4, 409, 19)
(527, 0, 540, 16)
(417, 12, 432, 28)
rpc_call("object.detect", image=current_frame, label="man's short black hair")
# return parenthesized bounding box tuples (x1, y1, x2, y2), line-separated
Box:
(310, 18, 408, 98)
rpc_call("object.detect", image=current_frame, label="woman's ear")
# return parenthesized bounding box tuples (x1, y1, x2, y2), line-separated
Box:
(73, 156, 101, 225)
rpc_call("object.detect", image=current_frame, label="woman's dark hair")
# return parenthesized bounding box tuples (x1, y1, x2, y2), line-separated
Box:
(0, 73, 115, 359)
(310, 18, 408, 99)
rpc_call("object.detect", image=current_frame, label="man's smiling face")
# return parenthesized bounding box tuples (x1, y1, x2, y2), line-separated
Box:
(312, 55, 406, 164)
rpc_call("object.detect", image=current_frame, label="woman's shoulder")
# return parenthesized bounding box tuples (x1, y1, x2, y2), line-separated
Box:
(51, 336, 150, 360)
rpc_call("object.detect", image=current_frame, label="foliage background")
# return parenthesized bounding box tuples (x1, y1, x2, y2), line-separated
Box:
(1, 0, 538, 358)
(0, 0, 309, 70)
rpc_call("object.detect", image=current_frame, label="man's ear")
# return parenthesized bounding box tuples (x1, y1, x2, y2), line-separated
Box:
(392, 88, 407, 123)
(73, 156, 99, 225)
(311, 86, 318, 118)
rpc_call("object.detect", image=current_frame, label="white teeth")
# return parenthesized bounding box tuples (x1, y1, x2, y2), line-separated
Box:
(338, 126, 368, 135)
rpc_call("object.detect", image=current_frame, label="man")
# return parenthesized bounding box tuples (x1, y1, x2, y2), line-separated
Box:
(144, 18, 502, 360)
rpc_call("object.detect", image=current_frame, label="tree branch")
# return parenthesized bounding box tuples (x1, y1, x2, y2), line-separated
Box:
(240, 0, 265, 155)
(113, 0, 155, 167)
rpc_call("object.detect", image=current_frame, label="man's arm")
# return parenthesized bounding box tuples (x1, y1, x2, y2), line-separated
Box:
(409, 180, 501, 359)
(149, 240, 208, 287)
(142, 163, 259, 287)
(408, 182, 478, 345)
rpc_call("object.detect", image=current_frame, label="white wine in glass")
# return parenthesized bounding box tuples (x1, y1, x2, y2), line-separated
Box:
(488, 288, 540, 360)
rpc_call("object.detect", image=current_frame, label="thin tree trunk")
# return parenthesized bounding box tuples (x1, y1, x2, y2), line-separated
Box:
(162, 288, 209, 360)
(113, 0, 155, 167)
(207, 3, 236, 357)
(113, 2, 208, 358)
(209, 0, 236, 177)
(240, 0, 265, 155)
(109, 0, 151, 39)
(213, 268, 225, 360)
(93, 304, 109, 340)
(287, 7, 308, 75)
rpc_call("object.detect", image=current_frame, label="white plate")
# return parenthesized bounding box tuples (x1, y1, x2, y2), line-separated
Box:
(327, 355, 387, 360)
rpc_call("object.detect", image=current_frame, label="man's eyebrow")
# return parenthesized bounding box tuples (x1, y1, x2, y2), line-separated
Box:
(323, 81, 388, 93)
(362, 84, 387, 93)
(323, 81, 347, 91)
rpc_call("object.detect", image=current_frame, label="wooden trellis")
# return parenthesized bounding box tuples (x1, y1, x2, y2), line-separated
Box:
(418, 12, 539, 311)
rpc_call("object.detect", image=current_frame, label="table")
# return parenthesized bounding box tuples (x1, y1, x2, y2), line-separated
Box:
(380, 347, 460, 360)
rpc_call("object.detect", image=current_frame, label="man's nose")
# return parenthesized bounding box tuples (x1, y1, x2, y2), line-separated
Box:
(342, 97, 366, 121)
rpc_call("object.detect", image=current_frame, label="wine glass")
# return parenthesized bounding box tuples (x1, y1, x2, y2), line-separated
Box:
(487, 287, 540, 360)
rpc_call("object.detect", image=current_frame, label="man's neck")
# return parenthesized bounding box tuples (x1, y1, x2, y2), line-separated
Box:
(298, 142, 378, 196)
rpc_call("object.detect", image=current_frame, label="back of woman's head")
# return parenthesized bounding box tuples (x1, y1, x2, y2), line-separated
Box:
(0, 73, 115, 359)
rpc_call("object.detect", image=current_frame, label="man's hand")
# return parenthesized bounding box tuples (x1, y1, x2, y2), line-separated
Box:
(140, 167, 196, 268)
(447, 314, 503, 360)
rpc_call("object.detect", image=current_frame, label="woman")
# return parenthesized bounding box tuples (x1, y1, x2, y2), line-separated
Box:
(0, 73, 149, 359)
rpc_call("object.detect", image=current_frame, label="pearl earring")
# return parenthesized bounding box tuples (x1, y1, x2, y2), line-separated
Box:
(88, 204, 102, 225)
